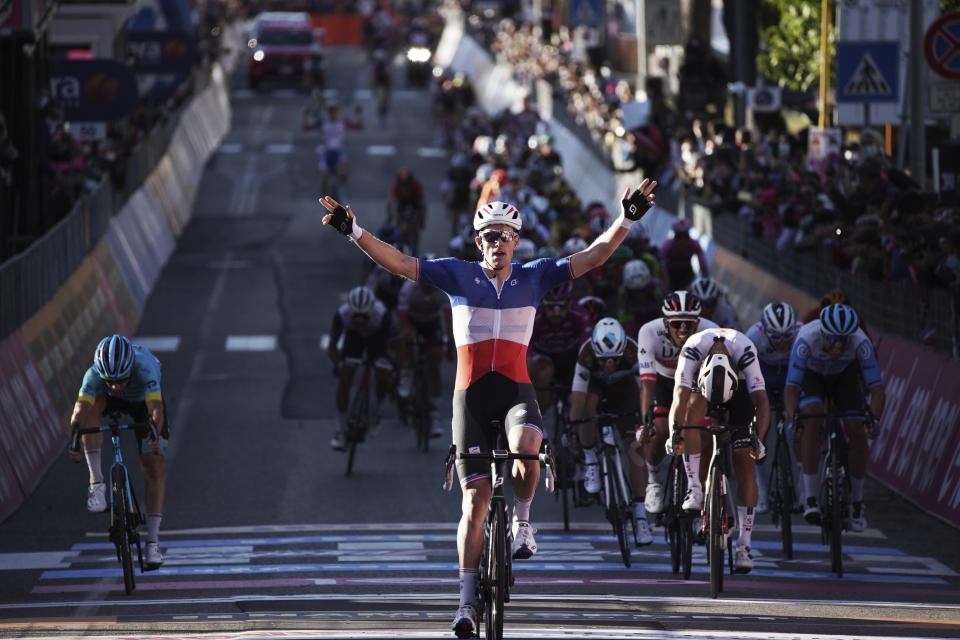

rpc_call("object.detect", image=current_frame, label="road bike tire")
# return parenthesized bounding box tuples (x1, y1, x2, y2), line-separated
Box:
(112, 466, 136, 595)
(775, 436, 794, 559)
(345, 381, 369, 477)
(608, 451, 633, 568)
(486, 507, 506, 640)
(708, 465, 723, 598)
(829, 437, 843, 578)
(681, 514, 693, 580)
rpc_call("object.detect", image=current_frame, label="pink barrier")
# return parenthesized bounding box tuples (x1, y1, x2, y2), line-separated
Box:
(0, 330, 64, 522)
(869, 332, 960, 527)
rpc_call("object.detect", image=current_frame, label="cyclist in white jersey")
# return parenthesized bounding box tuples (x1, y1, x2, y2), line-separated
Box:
(744, 301, 802, 512)
(320, 180, 659, 639)
(784, 303, 885, 532)
(304, 102, 363, 197)
(635, 291, 718, 514)
(671, 327, 770, 573)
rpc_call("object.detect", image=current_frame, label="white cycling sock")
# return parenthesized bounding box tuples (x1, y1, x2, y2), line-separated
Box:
(513, 495, 532, 522)
(146, 513, 162, 544)
(737, 506, 754, 548)
(683, 453, 701, 489)
(849, 475, 865, 502)
(458, 568, 477, 607)
(84, 448, 103, 485)
(803, 473, 819, 502)
(633, 499, 647, 521)
(583, 447, 597, 464)
(646, 461, 660, 484)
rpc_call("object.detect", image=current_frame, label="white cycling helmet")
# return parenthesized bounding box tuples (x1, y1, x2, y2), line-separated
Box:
(474, 201, 522, 231)
(623, 259, 652, 290)
(561, 236, 588, 257)
(591, 317, 627, 359)
(690, 277, 721, 303)
(697, 352, 738, 404)
(515, 238, 536, 262)
(662, 290, 702, 317)
(347, 285, 376, 314)
(761, 302, 797, 337)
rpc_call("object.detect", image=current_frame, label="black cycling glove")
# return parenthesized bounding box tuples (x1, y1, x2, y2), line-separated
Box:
(621, 188, 653, 222)
(329, 205, 354, 237)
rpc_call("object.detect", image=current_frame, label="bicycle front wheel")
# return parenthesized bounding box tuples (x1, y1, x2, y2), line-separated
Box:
(485, 507, 506, 640)
(774, 436, 794, 559)
(829, 441, 843, 577)
(112, 466, 136, 595)
(708, 465, 723, 598)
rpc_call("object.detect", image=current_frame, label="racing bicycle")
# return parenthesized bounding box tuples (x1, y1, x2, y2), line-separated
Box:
(442, 425, 556, 640)
(71, 412, 156, 594)
(658, 445, 694, 579)
(766, 398, 796, 558)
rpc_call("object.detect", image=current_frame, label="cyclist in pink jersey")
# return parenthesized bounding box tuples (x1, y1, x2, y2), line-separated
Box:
(320, 179, 658, 639)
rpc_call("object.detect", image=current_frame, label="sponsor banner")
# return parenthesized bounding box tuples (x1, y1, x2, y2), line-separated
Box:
(868, 333, 960, 527)
(49, 58, 139, 123)
(127, 31, 196, 74)
(0, 330, 64, 504)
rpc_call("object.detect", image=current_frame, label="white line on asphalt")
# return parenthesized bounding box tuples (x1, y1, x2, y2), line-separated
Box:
(265, 143, 294, 154)
(133, 336, 181, 352)
(218, 143, 243, 153)
(367, 145, 397, 156)
(417, 147, 447, 158)
(0, 551, 79, 570)
(225, 335, 277, 351)
(320, 334, 329, 350)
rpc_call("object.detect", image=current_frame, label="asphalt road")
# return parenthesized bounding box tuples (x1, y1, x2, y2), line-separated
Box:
(0, 40, 959, 640)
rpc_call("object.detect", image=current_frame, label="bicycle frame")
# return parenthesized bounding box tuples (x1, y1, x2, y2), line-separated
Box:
(766, 403, 796, 558)
(660, 452, 693, 578)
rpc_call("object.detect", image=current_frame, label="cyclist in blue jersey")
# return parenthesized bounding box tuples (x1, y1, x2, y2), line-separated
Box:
(784, 304, 885, 532)
(68, 334, 168, 569)
(320, 179, 658, 639)
(745, 301, 802, 512)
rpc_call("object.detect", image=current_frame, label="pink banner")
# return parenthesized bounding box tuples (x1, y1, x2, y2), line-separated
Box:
(868, 332, 960, 527)
(0, 330, 65, 522)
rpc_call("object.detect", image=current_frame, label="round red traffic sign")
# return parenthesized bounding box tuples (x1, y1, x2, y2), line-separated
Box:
(924, 12, 960, 80)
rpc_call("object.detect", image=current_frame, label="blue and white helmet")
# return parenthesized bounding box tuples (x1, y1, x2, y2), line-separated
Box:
(591, 317, 627, 358)
(474, 201, 521, 231)
(820, 303, 859, 336)
(94, 335, 135, 380)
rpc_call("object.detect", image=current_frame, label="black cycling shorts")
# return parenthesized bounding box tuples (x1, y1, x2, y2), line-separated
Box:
(652, 372, 675, 416)
(797, 363, 865, 416)
(410, 318, 445, 347)
(102, 395, 171, 455)
(691, 383, 754, 443)
(452, 372, 543, 486)
(341, 329, 390, 363)
(585, 375, 640, 442)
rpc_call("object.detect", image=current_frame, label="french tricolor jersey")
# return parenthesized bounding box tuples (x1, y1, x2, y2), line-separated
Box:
(418, 256, 573, 390)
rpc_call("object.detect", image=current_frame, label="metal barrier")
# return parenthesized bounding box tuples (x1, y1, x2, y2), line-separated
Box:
(706, 207, 958, 357)
(0, 66, 212, 342)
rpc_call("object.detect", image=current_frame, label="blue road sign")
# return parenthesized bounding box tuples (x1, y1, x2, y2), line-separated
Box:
(836, 41, 899, 103)
(569, 0, 602, 27)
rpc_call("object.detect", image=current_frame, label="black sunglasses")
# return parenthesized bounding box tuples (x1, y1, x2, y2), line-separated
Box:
(479, 229, 518, 244)
(667, 319, 698, 331)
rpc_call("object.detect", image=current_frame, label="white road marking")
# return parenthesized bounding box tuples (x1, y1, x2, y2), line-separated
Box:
(0, 552, 79, 570)
(417, 147, 447, 158)
(320, 334, 329, 350)
(366, 145, 396, 156)
(133, 336, 181, 352)
(225, 335, 277, 351)
(265, 143, 294, 154)
(354, 89, 372, 100)
(217, 143, 243, 153)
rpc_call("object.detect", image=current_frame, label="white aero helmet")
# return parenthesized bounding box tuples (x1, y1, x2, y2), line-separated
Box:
(623, 259, 652, 290)
(474, 201, 522, 231)
(515, 238, 536, 262)
(697, 352, 739, 404)
(761, 302, 797, 337)
(347, 285, 376, 314)
(591, 317, 627, 358)
(690, 277, 721, 303)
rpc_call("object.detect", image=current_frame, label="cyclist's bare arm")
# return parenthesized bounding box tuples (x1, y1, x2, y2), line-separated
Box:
(749, 388, 770, 442)
(569, 181, 657, 277)
(867, 384, 885, 419)
(68, 400, 93, 461)
(783, 383, 801, 420)
(640, 380, 655, 423)
(319, 197, 418, 280)
(569, 389, 588, 422)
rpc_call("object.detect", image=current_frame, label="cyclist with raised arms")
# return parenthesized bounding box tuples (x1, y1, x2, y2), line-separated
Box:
(570, 317, 654, 545)
(745, 301, 802, 511)
(528, 281, 591, 418)
(635, 291, 718, 515)
(68, 334, 168, 569)
(690, 277, 740, 330)
(784, 304, 885, 532)
(319, 178, 658, 639)
(671, 327, 770, 573)
(328, 285, 400, 450)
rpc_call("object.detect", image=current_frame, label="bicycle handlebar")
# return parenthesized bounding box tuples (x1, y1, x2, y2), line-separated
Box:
(70, 420, 159, 453)
(442, 443, 556, 493)
(794, 407, 880, 438)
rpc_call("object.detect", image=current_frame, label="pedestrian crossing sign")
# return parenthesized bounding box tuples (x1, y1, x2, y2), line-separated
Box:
(569, 0, 602, 27)
(837, 41, 899, 103)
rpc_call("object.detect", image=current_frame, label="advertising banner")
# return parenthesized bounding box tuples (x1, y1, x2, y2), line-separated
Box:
(49, 58, 139, 122)
(127, 31, 196, 74)
(869, 332, 960, 527)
